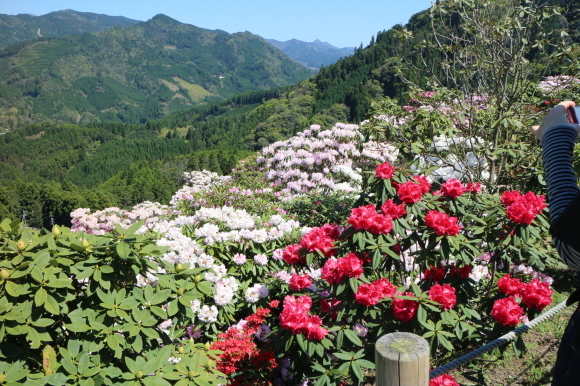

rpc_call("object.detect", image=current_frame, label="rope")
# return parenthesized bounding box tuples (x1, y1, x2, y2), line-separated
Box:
(429, 299, 570, 379)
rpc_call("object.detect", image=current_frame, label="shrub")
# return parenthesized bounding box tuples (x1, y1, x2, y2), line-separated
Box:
(0, 218, 224, 385)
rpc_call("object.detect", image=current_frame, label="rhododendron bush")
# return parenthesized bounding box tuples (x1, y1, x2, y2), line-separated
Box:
(247, 161, 557, 385)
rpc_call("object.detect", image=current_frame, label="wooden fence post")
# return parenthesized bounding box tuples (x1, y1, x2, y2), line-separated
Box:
(375, 332, 430, 386)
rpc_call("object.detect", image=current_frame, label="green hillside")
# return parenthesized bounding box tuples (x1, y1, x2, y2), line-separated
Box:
(0, 9, 141, 50)
(0, 14, 314, 130)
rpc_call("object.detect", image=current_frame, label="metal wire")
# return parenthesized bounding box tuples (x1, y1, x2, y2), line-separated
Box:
(429, 299, 570, 379)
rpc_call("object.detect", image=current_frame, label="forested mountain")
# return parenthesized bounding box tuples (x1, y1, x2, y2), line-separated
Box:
(0, 9, 141, 50)
(265, 38, 354, 70)
(0, 14, 314, 130)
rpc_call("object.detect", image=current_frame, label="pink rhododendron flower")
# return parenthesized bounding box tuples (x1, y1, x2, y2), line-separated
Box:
(348, 205, 393, 234)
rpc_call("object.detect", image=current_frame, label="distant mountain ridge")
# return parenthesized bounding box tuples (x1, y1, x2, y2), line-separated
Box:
(0, 13, 314, 128)
(265, 38, 355, 70)
(0, 9, 141, 50)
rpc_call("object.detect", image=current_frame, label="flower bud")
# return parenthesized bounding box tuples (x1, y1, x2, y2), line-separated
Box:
(0, 269, 10, 280)
(187, 370, 196, 379)
(178, 346, 184, 354)
(135, 370, 143, 379)
(175, 263, 184, 272)
(177, 288, 185, 296)
(206, 359, 215, 368)
(17, 240, 26, 251)
(52, 225, 61, 236)
(81, 239, 90, 249)
(194, 275, 202, 283)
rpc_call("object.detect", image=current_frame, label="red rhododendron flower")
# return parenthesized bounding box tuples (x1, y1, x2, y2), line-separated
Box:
(348, 205, 393, 234)
(466, 182, 482, 193)
(491, 297, 524, 327)
(501, 190, 522, 206)
(503, 191, 546, 225)
(392, 292, 419, 322)
(381, 199, 406, 219)
(320, 298, 341, 319)
(279, 295, 327, 340)
(430, 374, 460, 386)
(458, 265, 472, 278)
(376, 161, 395, 179)
(300, 226, 336, 257)
(520, 279, 553, 310)
(355, 278, 397, 306)
(497, 274, 525, 296)
(428, 283, 457, 311)
(441, 178, 466, 198)
(289, 273, 313, 291)
(414, 175, 431, 193)
(321, 253, 364, 285)
(424, 210, 462, 236)
(397, 181, 425, 203)
(424, 265, 446, 282)
(282, 244, 304, 264)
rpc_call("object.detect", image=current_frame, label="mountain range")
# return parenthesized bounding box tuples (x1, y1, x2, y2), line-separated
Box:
(265, 38, 354, 70)
(0, 14, 314, 128)
(0, 10, 141, 50)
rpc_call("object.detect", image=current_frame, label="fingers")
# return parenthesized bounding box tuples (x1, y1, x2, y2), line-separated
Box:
(558, 100, 576, 109)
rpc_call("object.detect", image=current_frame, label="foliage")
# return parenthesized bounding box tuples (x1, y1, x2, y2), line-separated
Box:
(284, 191, 356, 228)
(255, 163, 557, 385)
(0, 218, 224, 385)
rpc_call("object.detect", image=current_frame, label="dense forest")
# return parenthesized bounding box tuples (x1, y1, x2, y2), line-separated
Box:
(2, 0, 580, 228)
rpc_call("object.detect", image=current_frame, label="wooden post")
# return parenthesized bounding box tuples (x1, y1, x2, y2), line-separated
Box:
(375, 332, 430, 386)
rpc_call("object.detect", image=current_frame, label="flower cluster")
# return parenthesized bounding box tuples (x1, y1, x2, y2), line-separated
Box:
(428, 284, 457, 311)
(257, 123, 398, 197)
(501, 190, 546, 225)
(492, 274, 553, 326)
(71, 201, 170, 235)
(424, 210, 462, 236)
(321, 253, 365, 285)
(211, 308, 276, 377)
(348, 205, 393, 234)
(392, 292, 420, 322)
(355, 278, 397, 306)
(279, 295, 328, 340)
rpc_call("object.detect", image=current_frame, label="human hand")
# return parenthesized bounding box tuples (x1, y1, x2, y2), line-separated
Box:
(531, 100, 580, 141)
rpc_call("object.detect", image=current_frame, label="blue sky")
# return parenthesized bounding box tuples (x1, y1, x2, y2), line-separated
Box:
(0, 0, 433, 48)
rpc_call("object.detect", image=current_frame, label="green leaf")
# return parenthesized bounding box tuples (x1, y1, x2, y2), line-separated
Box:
(44, 295, 60, 315)
(116, 242, 131, 259)
(351, 361, 364, 381)
(343, 329, 363, 347)
(296, 333, 307, 353)
(34, 287, 47, 306)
